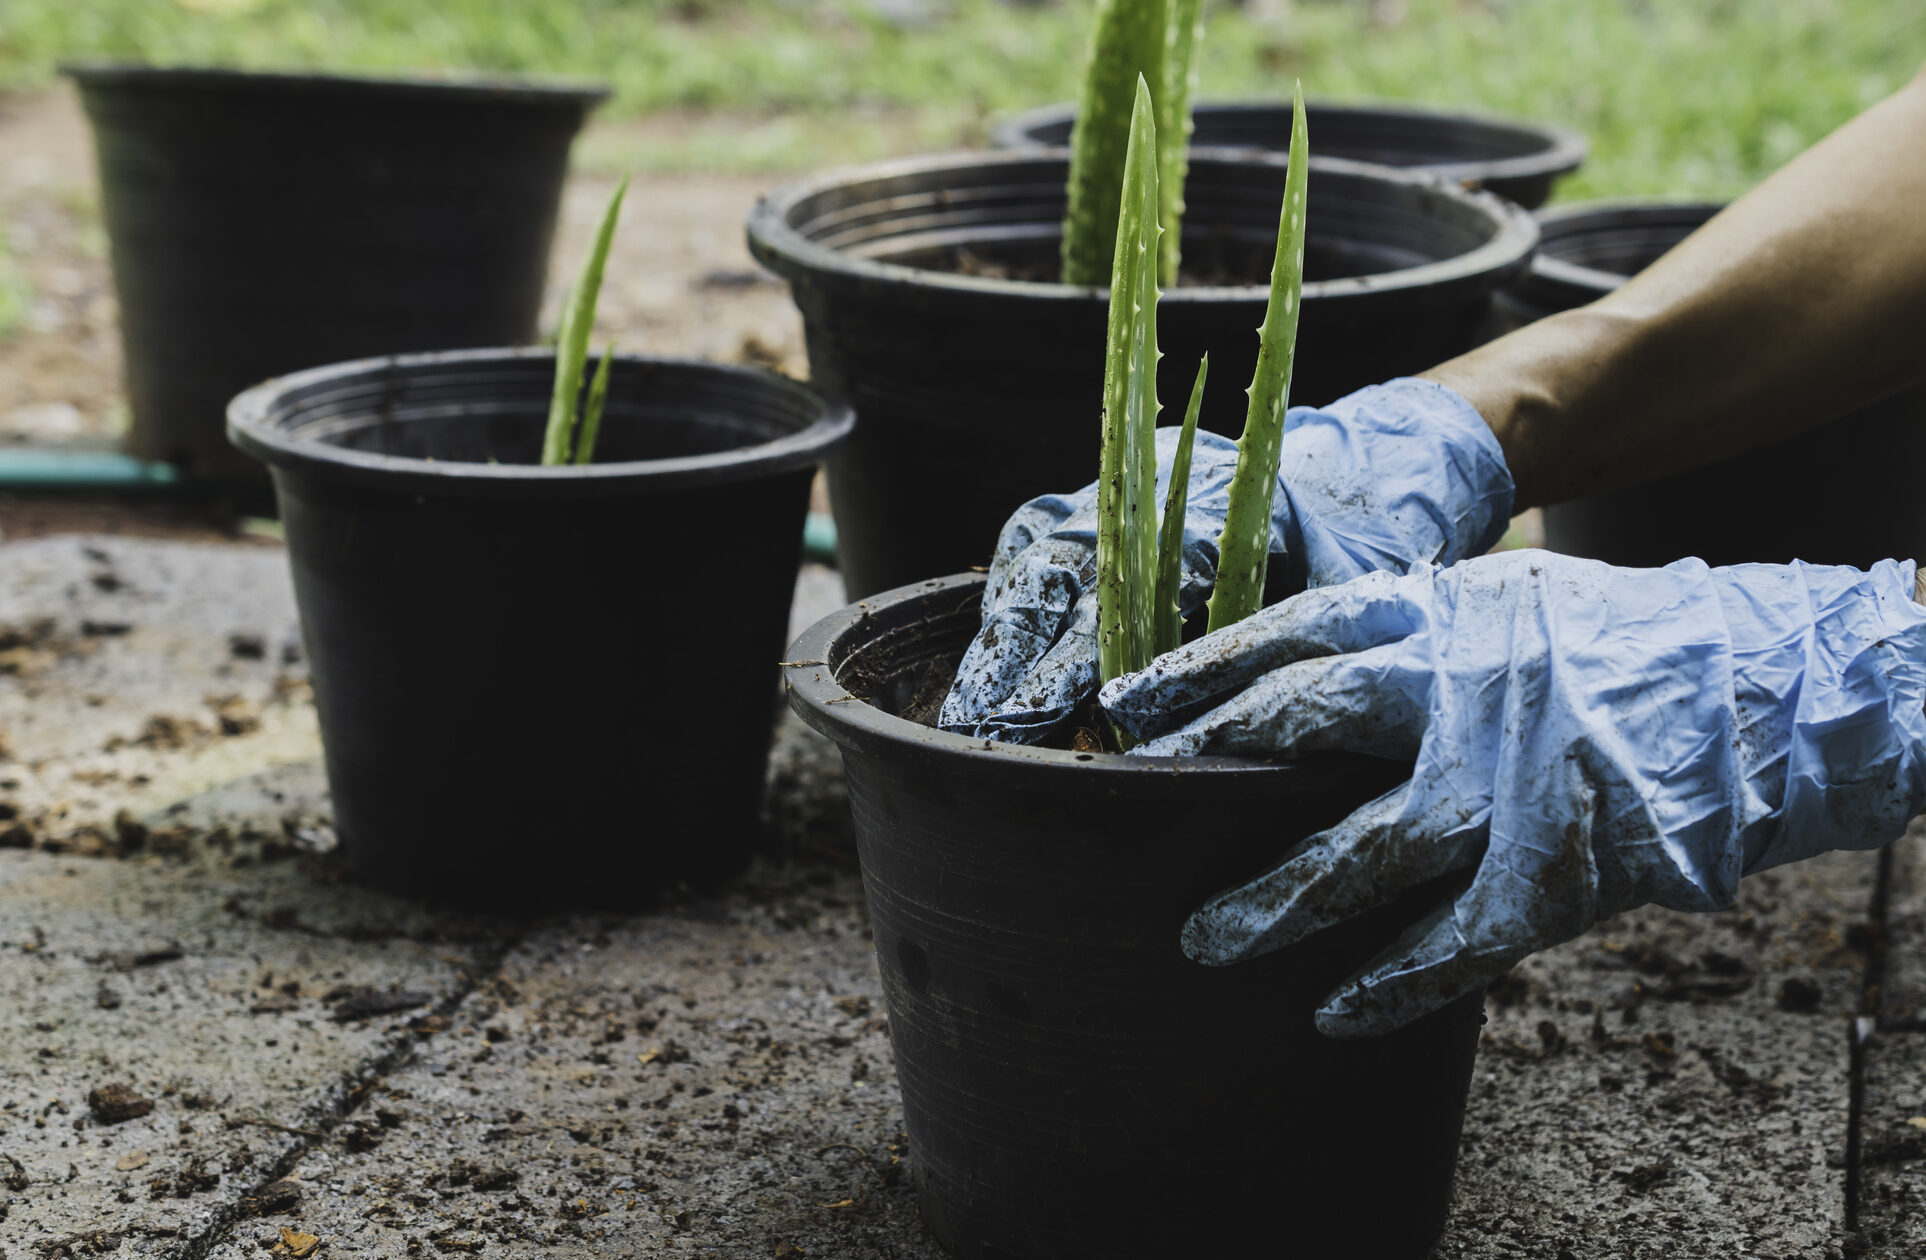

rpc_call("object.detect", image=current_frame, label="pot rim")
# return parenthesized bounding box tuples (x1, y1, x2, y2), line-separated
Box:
(227, 347, 853, 499)
(1528, 199, 1725, 296)
(746, 149, 1540, 306)
(785, 571, 1407, 798)
(60, 61, 610, 110)
(990, 97, 1588, 187)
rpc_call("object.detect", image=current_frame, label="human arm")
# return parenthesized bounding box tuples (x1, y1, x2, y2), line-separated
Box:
(1425, 63, 1926, 509)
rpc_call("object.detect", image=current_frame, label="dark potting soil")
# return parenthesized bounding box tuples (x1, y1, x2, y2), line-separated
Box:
(839, 637, 1123, 751)
(839, 643, 960, 730)
(946, 233, 1271, 289)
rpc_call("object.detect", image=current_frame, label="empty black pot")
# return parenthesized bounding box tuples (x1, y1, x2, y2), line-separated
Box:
(1503, 202, 1926, 569)
(993, 99, 1586, 208)
(748, 150, 1537, 598)
(229, 349, 851, 911)
(786, 573, 1482, 1259)
(70, 65, 606, 500)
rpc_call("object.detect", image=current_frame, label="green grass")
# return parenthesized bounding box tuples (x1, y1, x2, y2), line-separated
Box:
(0, 0, 1920, 192)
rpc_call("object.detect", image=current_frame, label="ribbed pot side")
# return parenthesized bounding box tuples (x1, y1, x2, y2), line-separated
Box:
(786, 574, 1482, 1258)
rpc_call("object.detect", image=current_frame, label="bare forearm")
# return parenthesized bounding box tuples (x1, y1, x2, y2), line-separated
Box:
(1426, 65, 1926, 509)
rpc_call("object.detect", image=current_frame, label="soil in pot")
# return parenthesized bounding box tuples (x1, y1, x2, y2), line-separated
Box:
(749, 150, 1537, 600)
(786, 573, 1482, 1259)
(1504, 202, 1926, 569)
(69, 65, 606, 503)
(229, 349, 851, 912)
(993, 99, 1588, 209)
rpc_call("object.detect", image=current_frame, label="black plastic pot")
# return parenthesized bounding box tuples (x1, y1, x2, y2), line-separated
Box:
(993, 99, 1586, 209)
(228, 349, 851, 911)
(786, 573, 1482, 1259)
(69, 65, 607, 501)
(748, 150, 1537, 599)
(1503, 203, 1926, 569)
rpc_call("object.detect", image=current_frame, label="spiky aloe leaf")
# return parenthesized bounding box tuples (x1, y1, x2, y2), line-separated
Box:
(572, 343, 616, 466)
(1156, 0, 1203, 287)
(1154, 354, 1205, 655)
(1206, 81, 1308, 634)
(1062, 0, 1166, 287)
(1096, 77, 1163, 690)
(541, 175, 629, 466)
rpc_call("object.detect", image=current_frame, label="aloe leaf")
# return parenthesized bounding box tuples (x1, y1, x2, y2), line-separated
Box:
(1097, 77, 1163, 690)
(541, 174, 630, 466)
(1156, 0, 1203, 287)
(1154, 354, 1205, 656)
(1206, 81, 1308, 634)
(1062, 0, 1166, 288)
(572, 343, 616, 466)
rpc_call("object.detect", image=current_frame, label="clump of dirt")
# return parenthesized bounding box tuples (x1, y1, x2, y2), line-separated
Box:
(837, 647, 956, 730)
(86, 1082, 153, 1124)
(941, 234, 1269, 289)
(148, 1158, 220, 1199)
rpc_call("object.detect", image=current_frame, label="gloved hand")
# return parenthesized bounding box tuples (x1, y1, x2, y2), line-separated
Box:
(938, 378, 1515, 742)
(1101, 551, 1926, 1037)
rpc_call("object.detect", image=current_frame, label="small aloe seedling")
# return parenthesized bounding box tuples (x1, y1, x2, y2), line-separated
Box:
(1205, 83, 1308, 633)
(541, 175, 629, 467)
(1096, 78, 1207, 713)
(1095, 81, 1309, 726)
(1060, 0, 1204, 289)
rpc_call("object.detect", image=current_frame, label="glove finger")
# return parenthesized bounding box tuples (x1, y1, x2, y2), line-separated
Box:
(1117, 641, 1425, 756)
(1310, 885, 1525, 1039)
(968, 600, 1101, 742)
(1100, 569, 1427, 735)
(941, 535, 1094, 736)
(1180, 777, 1487, 966)
(1314, 796, 1603, 1038)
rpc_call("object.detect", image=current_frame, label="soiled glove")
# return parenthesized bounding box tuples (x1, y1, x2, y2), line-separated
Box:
(939, 378, 1514, 742)
(1101, 551, 1926, 1037)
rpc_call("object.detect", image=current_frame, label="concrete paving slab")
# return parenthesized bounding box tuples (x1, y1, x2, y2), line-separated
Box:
(1855, 822, 1926, 1254)
(0, 844, 499, 1258)
(0, 535, 313, 853)
(198, 863, 941, 1260)
(1437, 851, 1874, 1260)
(1873, 823, 1926, 1028)
(1854, 1028, 1926, 1257)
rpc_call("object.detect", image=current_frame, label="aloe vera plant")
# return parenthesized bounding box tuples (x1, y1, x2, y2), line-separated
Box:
(1095, 82, 1309, 706)
(541, 175, 629, 467)
(1060, 0, 1203, 288)
(1206, 83, 1308, 633)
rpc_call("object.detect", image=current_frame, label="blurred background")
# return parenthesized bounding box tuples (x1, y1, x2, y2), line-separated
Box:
(0, 0, 1920, 468)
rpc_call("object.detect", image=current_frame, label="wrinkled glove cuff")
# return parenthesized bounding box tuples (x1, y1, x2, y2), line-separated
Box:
(1751, 557, 1926, 872)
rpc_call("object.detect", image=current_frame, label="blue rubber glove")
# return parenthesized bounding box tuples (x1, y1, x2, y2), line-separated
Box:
(938, 378, 1514, 742)
(1101, 551, 1926, 1037)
